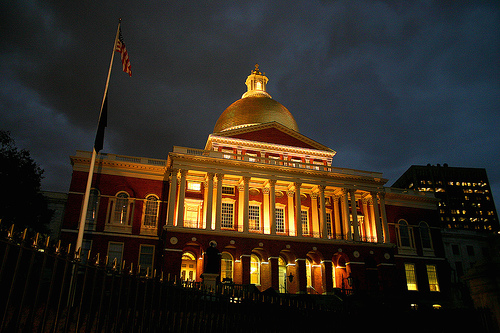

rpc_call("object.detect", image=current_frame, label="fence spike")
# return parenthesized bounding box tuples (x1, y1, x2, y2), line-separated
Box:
(129, 262, 133, 274)
(105, 255, 109, 267)
(33, 233, 39, 248)
(122, 260, 126, 271)
(56, 240, 61, 254)
(112, 257, 117, 270)
(160, 271, 164, 282)
(22, 228, 27, 241)
(95, 253, 100, 266)
(154, 269, 157, 279)
(45, 236, 50, 249)
(7, 224, 14, 239)
(75, 247, 81, 260)
(67, 243, 72, 255)
(87, 248, 92, 261)
(146, 267, 150, 278)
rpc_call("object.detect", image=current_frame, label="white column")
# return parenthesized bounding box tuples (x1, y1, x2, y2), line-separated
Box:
(319, 186, 328, 239)
(311, 192, 320, 238)
(176, 169, 187, 227)
(243, 177, 250, 233)
(263, 187, 270, 234)
(349, 189, 360, 241)
(204, 173, 214, 230)
(287, 190, 296, 236)
(341, 189, 351, 240)
(295, 182, 302, 237)
(269, 180, 276, 235)
(333, 195, 342, 240)
(166, 169, 178, 226)
(379, 193, 389, 243)
(362, 198, 372, 242)
(215, 173, 224, 231)
(370, 192, 383, 243)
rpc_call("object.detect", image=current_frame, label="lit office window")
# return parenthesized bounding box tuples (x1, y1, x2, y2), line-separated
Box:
(405, 263, 418, 291)
(426, 265, 440, 292)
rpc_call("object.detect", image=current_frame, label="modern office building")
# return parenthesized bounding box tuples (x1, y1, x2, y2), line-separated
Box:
(392, 164, 499, 231)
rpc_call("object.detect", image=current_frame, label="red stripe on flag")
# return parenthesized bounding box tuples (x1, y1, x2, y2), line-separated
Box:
(115, 28, 132, 76)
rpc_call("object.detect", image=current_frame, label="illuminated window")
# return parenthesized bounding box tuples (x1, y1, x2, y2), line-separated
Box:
(187, 182, 201, 191)
(143, 195, 159, 228)
(249, 205, 260, 231)
(301, 210, 309, 235)
(405, 263, 418, 291)
(85, 189, 100, 230)
(107, 242, 124, 269)
(221, 252, 233, 281)
(250, 254, 261, 285)
(426, 265, 440, 292)
(113, 192, 130, 224)
(278, 257, 287, 293)
(276, 208, 285, 233)
(306, 259, 313, 290)
(246, 152, 257, 162)
(181, 252, 196, 281)
(221, 202, 234, 229)
(139, 244, 154, 274)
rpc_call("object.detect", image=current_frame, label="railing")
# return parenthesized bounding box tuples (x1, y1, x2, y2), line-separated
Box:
(172, 146, 384, 178)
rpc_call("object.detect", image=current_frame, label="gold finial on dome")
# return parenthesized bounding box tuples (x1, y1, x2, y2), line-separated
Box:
(252, 63, 261, 75)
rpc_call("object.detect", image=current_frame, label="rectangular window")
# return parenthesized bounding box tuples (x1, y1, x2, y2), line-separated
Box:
(466, 245, 475, 256)
(222, 186, 235, 195)
(184, 205, 200, 228)
(107, 242, 124, 269)
(405, 263, 418, 291)
(452, 244, 460, 255)
(426, 265, 440, 292)
(249, 205, 260, 231)
(139, 245, 155, 274)
(187, 182, 201, 191)
(326, 212, 332, 238)
(301, 210, 309, 235)
(276, 208, 285, 233)
(221, 202, 234, 229)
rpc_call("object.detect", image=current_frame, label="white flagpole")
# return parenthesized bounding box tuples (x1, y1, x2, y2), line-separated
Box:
(76, 19, 122, 254)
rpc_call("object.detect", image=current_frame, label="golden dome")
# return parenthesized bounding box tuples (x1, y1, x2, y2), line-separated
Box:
(213, 65, 299, 133)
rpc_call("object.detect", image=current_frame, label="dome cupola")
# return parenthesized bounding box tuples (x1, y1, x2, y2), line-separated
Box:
(213, 65, 299, 133)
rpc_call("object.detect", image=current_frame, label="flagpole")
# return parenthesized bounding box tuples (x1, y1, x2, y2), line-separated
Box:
(76, 19, 122, 254)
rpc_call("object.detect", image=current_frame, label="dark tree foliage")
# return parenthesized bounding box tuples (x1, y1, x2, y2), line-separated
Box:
(0, 130, 52, 233)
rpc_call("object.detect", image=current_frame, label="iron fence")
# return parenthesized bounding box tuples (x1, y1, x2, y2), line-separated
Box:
(0, 225, 343, 333)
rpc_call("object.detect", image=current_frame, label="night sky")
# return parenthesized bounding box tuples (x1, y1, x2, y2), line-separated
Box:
(1, 1, 499, 206)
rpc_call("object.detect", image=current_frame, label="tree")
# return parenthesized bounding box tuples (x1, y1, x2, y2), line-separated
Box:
(0, 130, 52, 233)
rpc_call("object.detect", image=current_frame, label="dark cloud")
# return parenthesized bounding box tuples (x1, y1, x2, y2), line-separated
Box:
(1, 0, 499, 206)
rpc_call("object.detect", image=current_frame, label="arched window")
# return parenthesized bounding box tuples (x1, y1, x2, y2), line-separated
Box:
(143, 195, 159, 228)
(181, 252, 197, 281)
(397, 220, 413, 248)
(113, 192, 130, 224)
(221, 252, 233, 282)
(278, 257, 287, 293)
(85, 189, 100, 230)
(419, 222, 433, 249)
(250, 254, 261, 285)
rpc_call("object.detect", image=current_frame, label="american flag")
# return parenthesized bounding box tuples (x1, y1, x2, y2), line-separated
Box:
(114, 27, 132, 76)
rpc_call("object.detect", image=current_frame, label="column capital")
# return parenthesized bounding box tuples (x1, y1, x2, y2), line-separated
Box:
(268, 179, 277, 186)
(242, 176, 251, 183)
(294, 182, 302, 188)
(310, 192, 319, 200)
(262, 187, 270, 195)
(206, 172, 215, 180)
(287, 190, 295, 197)
(216, 173, 224, 181)
(318, 185, 326, 192)
(238, 184, 245, 192)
